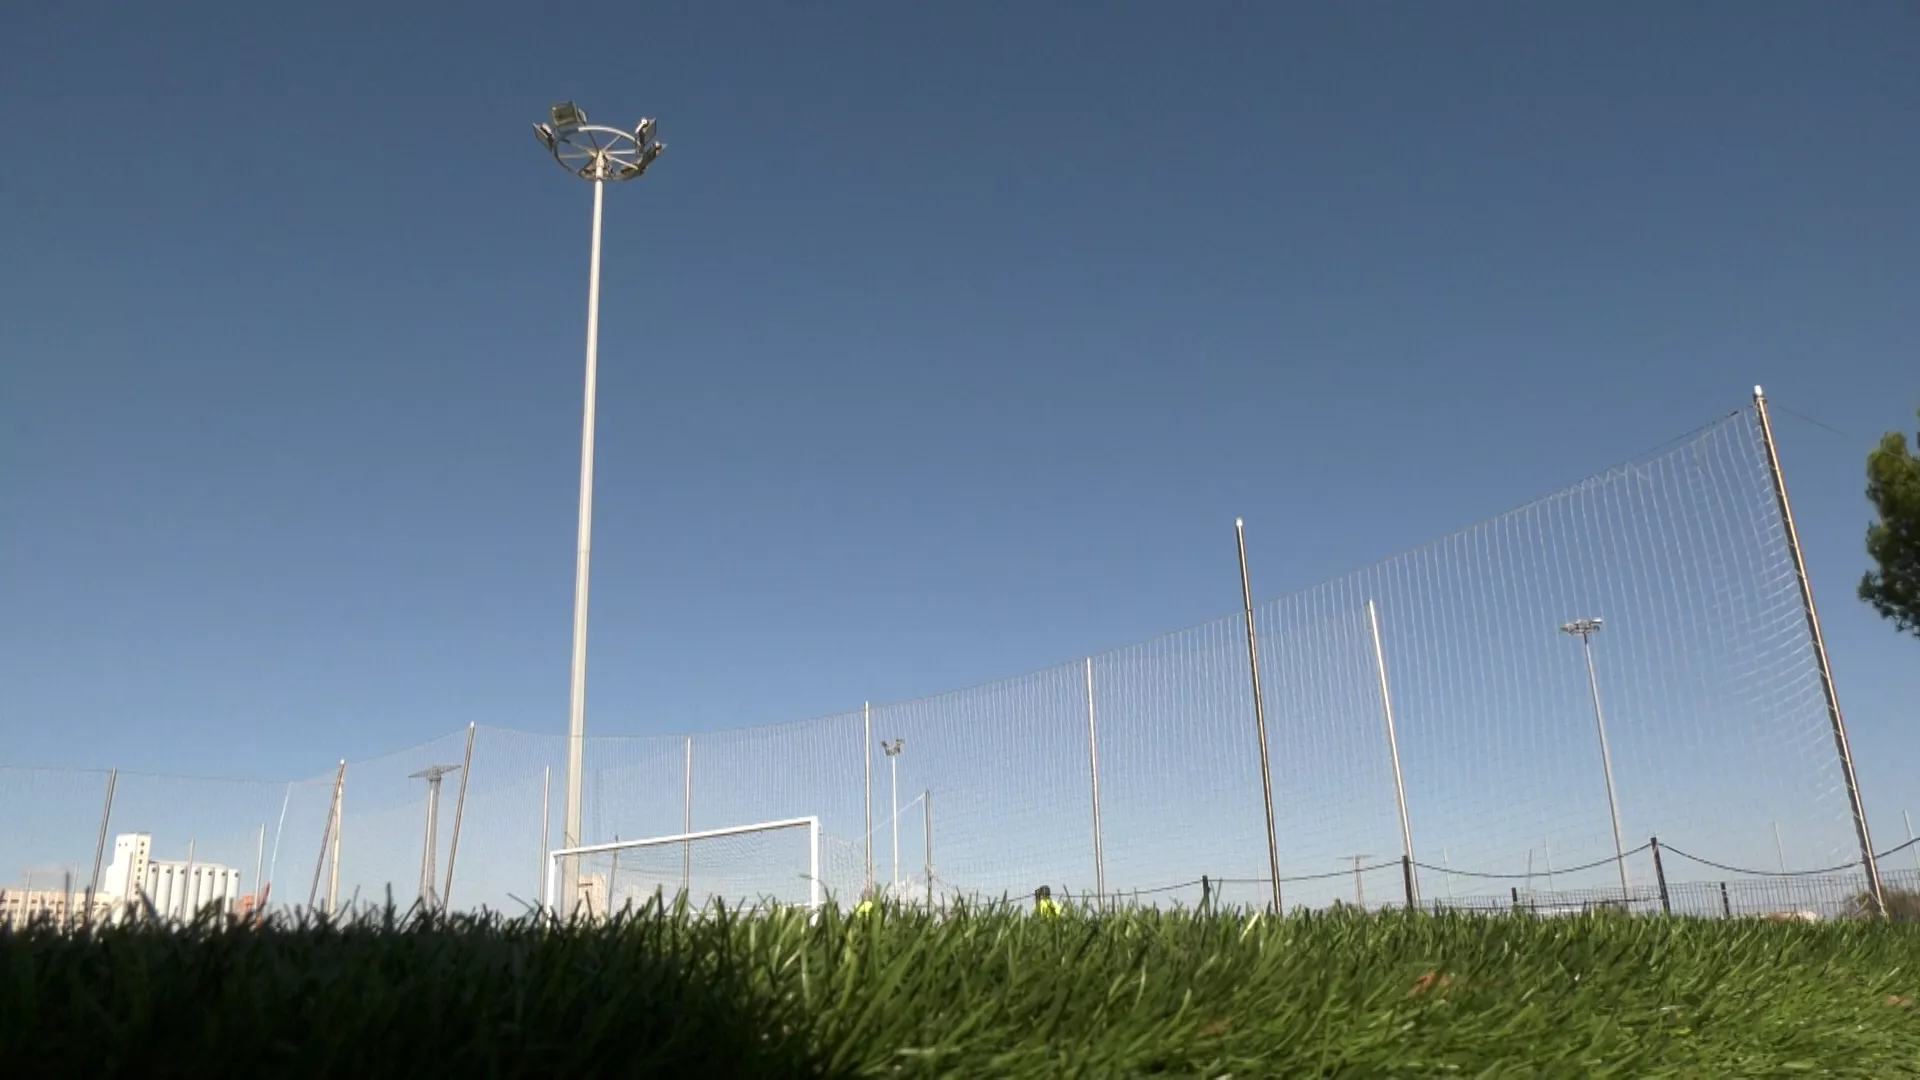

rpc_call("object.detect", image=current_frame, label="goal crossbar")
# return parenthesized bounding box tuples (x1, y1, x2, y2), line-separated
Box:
(546, 815, 821, 917)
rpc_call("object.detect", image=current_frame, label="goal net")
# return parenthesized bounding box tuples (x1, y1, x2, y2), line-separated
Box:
(547, 816, 821, 917)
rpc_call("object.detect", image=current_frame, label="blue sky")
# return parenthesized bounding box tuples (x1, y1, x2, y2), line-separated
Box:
(4, 2, 1918, 887)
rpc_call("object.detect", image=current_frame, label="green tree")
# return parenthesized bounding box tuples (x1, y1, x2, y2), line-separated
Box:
(1859, 408, 1920, 639)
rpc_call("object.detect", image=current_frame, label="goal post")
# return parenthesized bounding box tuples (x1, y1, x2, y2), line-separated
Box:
(545, 815, 821, 919)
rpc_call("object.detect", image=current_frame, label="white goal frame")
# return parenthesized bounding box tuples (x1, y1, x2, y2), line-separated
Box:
(545, 815, 821, 918)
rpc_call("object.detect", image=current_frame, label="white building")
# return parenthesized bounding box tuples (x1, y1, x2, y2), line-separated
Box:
(100, 833, 244, 921)
(0, 887, 113, 929)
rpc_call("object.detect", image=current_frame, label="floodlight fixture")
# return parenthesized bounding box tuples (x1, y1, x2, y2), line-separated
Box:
(1560, 618, 1603, 638)
(535, 102, 667, 183)
(550, 101, 588, 131)
(882, 738, 906, 757)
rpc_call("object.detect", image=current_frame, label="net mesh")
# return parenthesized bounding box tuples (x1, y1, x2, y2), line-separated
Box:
(0, 405, 1880, 915)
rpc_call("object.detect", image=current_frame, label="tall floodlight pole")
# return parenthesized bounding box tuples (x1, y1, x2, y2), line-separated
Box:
(1561, 618, 1630, 898)
(1345, 854, 1370, 909)
(533, 102, 667, 912)
(410, 764, 462, 907)
(1753, 386, 1884, 916)
(882, 738, 905, 890)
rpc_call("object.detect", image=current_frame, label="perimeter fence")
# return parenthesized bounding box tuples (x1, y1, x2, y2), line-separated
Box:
(4, 400, 1908, 923)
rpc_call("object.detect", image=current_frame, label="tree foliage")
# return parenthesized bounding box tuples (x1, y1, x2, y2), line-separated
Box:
(1859, 408, 1920, 639)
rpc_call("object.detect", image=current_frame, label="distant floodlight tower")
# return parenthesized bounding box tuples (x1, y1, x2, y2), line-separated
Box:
(1560, 617, 1630, 899)
(881, 739, 906, 889)
(532, 102, 666, 912)
(409, 763, 462, 908)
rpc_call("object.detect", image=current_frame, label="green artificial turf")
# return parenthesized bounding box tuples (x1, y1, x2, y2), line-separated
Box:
(5, 901, 1918, 1077)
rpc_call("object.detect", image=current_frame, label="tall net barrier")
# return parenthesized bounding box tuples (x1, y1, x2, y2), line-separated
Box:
(1096, 409, 1857, 906)
(554, 818, 821, 914)
(1, 405, 1881, 917)
(0, 766, 292, 922)
(0, 767, 114, 898)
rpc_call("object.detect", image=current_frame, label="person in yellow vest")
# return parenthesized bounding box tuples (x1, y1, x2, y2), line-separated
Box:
(1032, 885, 1061, 919)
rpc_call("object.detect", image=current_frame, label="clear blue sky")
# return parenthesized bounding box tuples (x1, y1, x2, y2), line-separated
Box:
(3, 3, 1917, 862)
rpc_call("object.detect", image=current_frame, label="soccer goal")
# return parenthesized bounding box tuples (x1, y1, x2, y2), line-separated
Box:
(546, 816, 821, 918)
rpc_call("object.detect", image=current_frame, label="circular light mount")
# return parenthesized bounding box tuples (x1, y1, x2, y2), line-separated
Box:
(534, 102, 666, 182)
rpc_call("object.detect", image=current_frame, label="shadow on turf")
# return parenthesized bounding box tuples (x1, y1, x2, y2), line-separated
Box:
(0, 893, 849, 1079)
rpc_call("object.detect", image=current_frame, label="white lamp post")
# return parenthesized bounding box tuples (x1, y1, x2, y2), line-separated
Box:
(881, 738, 905, 889)
(1561, 618, 1630, 898)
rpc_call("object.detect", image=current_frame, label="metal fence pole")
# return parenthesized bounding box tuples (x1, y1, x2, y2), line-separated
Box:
(309, 761, 345, 912)
(441, 723, 477, 911)
(1906, 810, 1919, 873)
(537, 765, 552, 912)
(252, 824, 265, 911)
(924, 788, 933, 912)
(1650, 836, 1671, 915)
(863, 702, 874, 897)
(1719, 881, 1732, 918)
(608, 834, 621, 913)
(1753, 385, 1885, 915)
(266, 782, 293, 904)
(1235, 518, 1283, 914)
(327, 766, 345, 917)
(1083, 656, 1107, 910)
(86, 768, 118, 921)
(1367, 600, 1417, 906)
(683, 735, 694, 894)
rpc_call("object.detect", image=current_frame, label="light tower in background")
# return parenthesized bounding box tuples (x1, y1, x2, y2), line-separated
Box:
(882, 738, 905, 889)
(1561, 617, 1630, 898)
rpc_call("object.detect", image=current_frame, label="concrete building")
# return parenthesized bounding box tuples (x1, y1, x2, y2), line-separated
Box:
(100, 833, 243, 921)
(0, 887, 112, 929)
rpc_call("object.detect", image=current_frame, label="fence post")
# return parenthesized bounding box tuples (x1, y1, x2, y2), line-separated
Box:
(608, 834, 621, 913)
(1719, 881, 1731, 918)
(1402, 856, 1417, 912)
(1369, 600, 1418, 907)
(683, 735, 694, 895)
(537, 765, 552, 912)
(441, 723, 477, 911)
(1234, 519, 1283, 915)
(1510, 885, 1520, 911)
(862, 702, 874, 897)
(1083, 656, 1107, 913)
(924, 789, 933, 912)
(1649, 836, 1671, 915)
(86, 768, 118, 924)
(327, 767, 345, 916)
(309, 760, 345, 912)
(1201, 874, 1211, 912)
(1753, 387, 1885, 916)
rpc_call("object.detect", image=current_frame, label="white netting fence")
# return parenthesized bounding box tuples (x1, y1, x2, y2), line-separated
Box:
(1, 404, 1900, 918)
